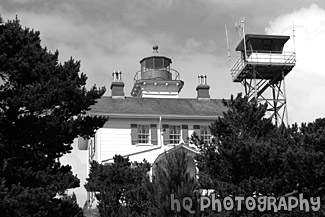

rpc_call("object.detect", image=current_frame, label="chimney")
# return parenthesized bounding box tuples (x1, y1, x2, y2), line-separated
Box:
(110, 71, 125, 98)
(196, 75, 210, 99)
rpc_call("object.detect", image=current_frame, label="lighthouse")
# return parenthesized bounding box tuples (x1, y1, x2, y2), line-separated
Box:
(131, 45, 184, 98)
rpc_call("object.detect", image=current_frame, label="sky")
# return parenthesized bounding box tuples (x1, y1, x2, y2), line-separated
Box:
(1, 0, 325, 208)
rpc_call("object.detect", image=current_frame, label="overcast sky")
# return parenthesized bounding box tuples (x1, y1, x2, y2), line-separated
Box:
(1, 0, 325, 207)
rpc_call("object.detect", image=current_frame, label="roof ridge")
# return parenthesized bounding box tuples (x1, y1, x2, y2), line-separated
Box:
(100, 96, 223, 101)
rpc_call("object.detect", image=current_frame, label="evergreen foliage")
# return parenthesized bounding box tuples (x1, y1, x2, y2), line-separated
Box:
(86, 150, 201, 217)
(0, 17, 107, 216)
(146, 149, 200, 217)
(85, 155, 151, 217)
(195, 93, 325, 216)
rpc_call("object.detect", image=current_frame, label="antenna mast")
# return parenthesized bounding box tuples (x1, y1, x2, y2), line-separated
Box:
(292, 19, 296, 54)
(225, 25, 231, 65)
(241, 17, 247, 60)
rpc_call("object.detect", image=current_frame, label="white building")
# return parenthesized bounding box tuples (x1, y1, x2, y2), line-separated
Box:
(78, 46, 227, 207)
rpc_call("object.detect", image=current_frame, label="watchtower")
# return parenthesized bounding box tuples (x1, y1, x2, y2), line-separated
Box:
(231, 34, 296, 126)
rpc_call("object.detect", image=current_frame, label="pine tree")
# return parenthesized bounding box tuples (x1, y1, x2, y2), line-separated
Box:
(0, 17, 107, 216)
(195, 94, 325, 216)
(85, 155, 151, 217)
(85, 150, 201, 217)
(146, 149, 200, 217)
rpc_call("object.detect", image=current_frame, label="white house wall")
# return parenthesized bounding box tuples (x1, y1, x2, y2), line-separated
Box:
(94, 117, 216, 164)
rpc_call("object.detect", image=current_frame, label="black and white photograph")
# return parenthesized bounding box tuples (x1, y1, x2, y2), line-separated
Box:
(1, 0, 325, 216)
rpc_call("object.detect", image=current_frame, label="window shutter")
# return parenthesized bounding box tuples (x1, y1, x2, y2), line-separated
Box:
(181, 125, 188, 144)
(150, 124, 158, 145)
(131, 124, 138, 145)
(193, 125, 201, 138)
(162, 124, 169, 145)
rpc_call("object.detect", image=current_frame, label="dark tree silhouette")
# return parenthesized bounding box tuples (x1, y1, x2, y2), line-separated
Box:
(85, 155, 151, 217)
(146, 149, 200, 217)
(195, 94, 325, 216)
(0, 17, 107, 216)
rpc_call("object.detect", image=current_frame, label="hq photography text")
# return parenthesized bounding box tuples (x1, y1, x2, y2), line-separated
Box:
(171, 193, 320, 214)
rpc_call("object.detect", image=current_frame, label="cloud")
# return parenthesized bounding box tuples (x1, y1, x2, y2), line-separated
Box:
(265, 4, 325, 124)
(144, 0, 181, 10)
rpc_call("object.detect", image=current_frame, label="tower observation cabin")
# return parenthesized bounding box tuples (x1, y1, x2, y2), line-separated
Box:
(231, 34, 296, 126)
(131, 45, 184, 98)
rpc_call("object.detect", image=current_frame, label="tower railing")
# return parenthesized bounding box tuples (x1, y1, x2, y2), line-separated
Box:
(133, 68, 180, 82)
(231, 51, 296, 81)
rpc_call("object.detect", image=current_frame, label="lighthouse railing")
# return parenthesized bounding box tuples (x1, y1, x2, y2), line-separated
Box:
(133, 68, 180, 82)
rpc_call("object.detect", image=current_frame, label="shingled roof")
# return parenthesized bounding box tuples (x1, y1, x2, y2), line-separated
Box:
(89, 97, 227, 119)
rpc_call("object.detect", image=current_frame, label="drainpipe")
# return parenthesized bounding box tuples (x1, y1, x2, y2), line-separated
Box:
(159, 115, 162, 149)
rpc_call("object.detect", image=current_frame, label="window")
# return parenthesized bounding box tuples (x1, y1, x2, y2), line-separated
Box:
(169, 125, 181, 144)
(131, 124, 158, 145)
(200, 126, 211, 143)
(138, 125, 150, 143)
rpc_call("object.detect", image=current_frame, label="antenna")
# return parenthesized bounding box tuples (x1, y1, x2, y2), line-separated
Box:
(235, 17, 247, 59)
(235, 21, 242, 39)
(292, 19, 296, 54)
(225, 24, 231, 65)
(241, 17, 247, 60)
